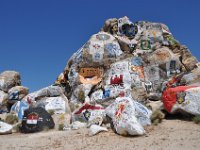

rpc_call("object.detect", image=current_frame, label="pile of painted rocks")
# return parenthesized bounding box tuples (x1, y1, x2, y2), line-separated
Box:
(0, 71, 26, 113)
(55, 16, 200, 136)
(0, 71, 28, 134)
(0, 70, 71, 134)
(1, 16, 200, 136)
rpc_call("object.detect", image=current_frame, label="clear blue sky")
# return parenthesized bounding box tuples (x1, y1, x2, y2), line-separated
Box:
(0, 0, 200, 92)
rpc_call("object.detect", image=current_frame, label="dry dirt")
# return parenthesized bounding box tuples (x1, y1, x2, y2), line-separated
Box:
(0, 119, 200, 150)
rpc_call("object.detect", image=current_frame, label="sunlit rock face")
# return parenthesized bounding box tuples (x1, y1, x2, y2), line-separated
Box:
(55, 16, 199, 105)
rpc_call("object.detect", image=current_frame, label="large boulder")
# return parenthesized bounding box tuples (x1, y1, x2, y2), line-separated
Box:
(36, 94, 71, 114)
(105, 97, 151, 136)
(0, 71, 21, 92)
(27, 85, 64, 101)
(20, 107, 55, 133)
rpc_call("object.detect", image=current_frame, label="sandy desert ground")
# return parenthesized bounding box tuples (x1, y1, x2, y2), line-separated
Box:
(0, 119, 200, 150)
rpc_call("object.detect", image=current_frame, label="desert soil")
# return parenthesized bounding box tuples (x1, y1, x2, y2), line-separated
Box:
(0, 119, 200, 150)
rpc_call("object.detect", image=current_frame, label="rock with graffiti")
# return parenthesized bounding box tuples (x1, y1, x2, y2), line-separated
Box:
(1, 16, 200, 136)
(53, 16, 200, 136)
